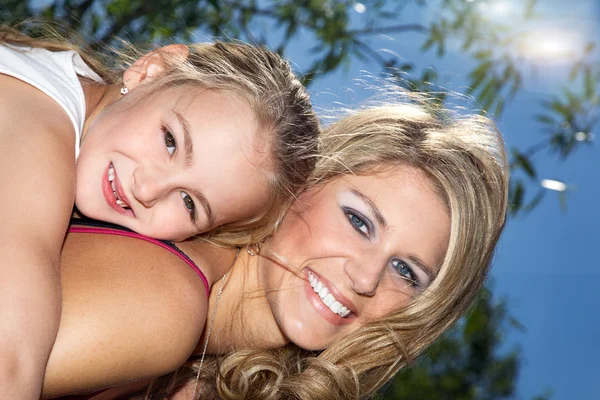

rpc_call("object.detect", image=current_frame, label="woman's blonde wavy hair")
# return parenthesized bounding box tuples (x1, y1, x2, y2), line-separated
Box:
(0, 22, 319, 245)
(139, 88, 509, 399)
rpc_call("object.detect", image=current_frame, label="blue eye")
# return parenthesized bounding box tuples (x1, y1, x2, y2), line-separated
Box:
(163, 128, 176, 155)
(391, 259, 419, 287)
(345, 209, 371, 238)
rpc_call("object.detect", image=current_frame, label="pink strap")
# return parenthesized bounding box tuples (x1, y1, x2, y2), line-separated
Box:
(69, 226, 210, 296)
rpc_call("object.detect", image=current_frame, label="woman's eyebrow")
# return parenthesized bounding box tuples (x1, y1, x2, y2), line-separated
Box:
(409, 255, 437, 282)
(349, 188, 387, 228)
(348, 188, 437, 282)
(173, 110, 194, 167)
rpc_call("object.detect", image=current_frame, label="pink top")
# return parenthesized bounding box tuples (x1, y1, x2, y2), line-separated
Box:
(68, 225, 210, 297)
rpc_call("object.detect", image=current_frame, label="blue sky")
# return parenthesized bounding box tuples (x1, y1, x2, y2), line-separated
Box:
(278, 1, 600, 399)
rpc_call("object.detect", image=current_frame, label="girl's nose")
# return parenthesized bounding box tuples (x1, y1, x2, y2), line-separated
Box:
(132, 166, 170, 208)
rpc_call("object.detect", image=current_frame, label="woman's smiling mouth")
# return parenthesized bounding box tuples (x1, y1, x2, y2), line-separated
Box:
(307, 270, 353, 318)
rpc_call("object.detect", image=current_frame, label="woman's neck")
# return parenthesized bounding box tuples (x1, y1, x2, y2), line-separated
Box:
(203, 248, 288, 355)
(176, 239, 238, 287)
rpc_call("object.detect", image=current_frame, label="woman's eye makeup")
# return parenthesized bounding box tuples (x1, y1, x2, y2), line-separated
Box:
(391, 259, 420, 288)
(181, 191, 196, 221)
(343, 207, 372, 239)
(163, 126, 177, 156)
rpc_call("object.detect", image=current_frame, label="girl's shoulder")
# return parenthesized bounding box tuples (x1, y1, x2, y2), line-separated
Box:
(42, 227, 209, 398)
(0, 44, 102, 144)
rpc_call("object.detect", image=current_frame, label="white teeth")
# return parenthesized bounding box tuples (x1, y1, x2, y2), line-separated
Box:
(307, 271, 351, 318)
(323, 293, 335, 307)
(108, 163, 129, 210)
(331, 302, 342, 314)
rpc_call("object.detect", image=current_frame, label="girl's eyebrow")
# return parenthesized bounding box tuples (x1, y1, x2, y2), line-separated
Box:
(349, 188, 387, 229)
(173, 110, 194, 167)
(172, 110, 215, 227)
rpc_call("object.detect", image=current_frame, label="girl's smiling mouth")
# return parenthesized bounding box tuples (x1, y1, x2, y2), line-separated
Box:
(103, 162, 134, 217)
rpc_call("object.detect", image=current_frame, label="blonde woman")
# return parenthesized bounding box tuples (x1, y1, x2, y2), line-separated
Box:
(43, 92, 508, 399)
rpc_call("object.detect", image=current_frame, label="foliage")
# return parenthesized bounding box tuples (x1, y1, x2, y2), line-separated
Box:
(380, 287, 551, 399)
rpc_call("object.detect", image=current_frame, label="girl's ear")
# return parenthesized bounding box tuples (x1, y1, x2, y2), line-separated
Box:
(122, 44, 190, 90)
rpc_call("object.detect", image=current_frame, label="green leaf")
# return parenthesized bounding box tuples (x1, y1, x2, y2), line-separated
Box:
(509, 181, 525, 214)
(421, 35, 435, 52)
(473, 49, 492, 60)
(523, 190, 546, 214)
(525, 0, 538, 18)
(493, 97, 505, 117)
(535, 114, 555, 125)
(569, 62, 581, 81)
(585, 42, 596, 55)
(478, 77, 498, 112)
(584, 66, 596, 100)
(467, 61, 492, 94)
(549, 99, 571, 119)
(208, 0, 221, 10)
(558, 191, 568, 212)
(512, 149, 537, 179)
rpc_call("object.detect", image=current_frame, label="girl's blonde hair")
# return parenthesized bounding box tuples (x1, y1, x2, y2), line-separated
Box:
(142, 89, 509, 399)
(0, 23, 319, 245)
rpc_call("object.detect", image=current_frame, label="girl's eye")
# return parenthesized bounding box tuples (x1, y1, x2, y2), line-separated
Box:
(181, 192, 196, 220)
(345, 210, 370, 238)
(391, 259, 419, 287)
(164, 128, 176, 156)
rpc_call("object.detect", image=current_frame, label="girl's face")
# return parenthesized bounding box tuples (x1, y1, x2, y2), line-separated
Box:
(76, 86, 272, 240)
(262, 165, 450, 350)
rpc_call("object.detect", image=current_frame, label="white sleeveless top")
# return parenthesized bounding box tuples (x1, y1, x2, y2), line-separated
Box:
(0, 45, 104, 157)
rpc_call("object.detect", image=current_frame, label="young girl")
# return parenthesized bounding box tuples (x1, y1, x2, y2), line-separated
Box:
(0, 25, 319, 398)
(41, 92, 509, 399)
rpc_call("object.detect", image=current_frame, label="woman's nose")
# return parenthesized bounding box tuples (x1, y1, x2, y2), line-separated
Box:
(345, 258, 384, 297)
(132, 166, 170, 207)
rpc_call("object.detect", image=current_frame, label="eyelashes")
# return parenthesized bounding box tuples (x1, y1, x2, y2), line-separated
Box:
(181, 191, 197, 221)
(343, 207, 421, 289)
(344, 207, 373, 239)
(162, 125, 197, 223)
(163, 126, 176, 156)
(391, 259, 419, 288)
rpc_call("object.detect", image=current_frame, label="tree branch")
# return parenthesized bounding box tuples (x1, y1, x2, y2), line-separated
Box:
(347, 24, 428, 36)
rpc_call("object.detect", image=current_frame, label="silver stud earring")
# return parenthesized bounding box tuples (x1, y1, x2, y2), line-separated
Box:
(120, 81, 129, 95)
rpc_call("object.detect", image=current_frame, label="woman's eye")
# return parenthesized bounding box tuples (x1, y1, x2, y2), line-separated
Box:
(181, 192, 196, 220)
(164, 129, 176, 156)
(392, 259, 419, 287)
(346, 210, 370, 238)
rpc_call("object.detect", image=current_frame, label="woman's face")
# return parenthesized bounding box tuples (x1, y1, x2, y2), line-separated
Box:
(75, 86, 272, 240)
(262, 165, 450, 350)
